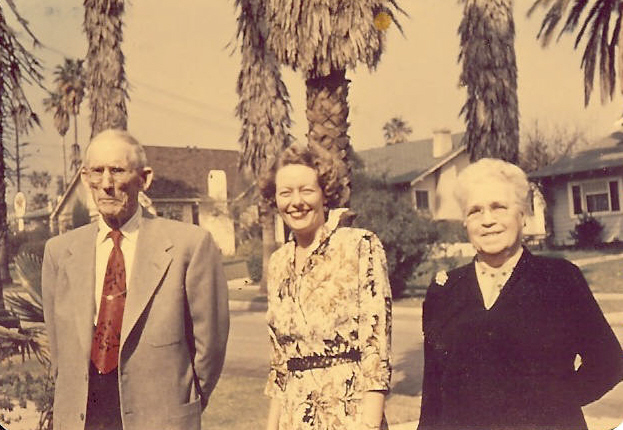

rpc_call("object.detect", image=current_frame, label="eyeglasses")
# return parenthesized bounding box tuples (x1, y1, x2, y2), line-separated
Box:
(83, 166, 134, 184)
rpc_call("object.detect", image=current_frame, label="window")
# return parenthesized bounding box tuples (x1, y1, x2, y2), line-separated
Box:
(415, 190, 429, 211)
(569, 178, 622, 216)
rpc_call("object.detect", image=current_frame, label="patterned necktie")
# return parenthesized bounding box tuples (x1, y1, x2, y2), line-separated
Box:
(91, 229, 126, 374)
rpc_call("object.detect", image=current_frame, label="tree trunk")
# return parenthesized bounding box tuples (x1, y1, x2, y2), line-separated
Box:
(258, 201, 276, 294)
(0, 119, 9, 310)
(62, 135, 67, 189)
(459, 0, 519, 163)
(305, 68, 352, 206)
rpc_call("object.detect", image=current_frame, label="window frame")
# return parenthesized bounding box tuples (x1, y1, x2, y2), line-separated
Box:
(567, 176, 623, 217)
(414, 189, 430, 211)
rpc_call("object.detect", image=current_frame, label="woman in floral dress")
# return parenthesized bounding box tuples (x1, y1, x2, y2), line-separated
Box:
(259, 145, 392, 430)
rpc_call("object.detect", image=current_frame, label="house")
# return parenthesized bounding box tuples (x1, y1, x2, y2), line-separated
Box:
(529, 132, 623, 245)
(50, 146, 249, 255)
(358, 129, 546, 238)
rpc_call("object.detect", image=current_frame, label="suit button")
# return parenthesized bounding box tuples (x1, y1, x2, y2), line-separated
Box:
(84, 373, 88, 381)
(80, 413, 85, 421)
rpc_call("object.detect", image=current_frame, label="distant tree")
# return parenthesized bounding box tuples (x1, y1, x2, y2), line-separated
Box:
(43, 89, 70, 187)
(383, 116, 413, 145)
(0, 1, 44, 311)
(29, 170, 52, 210)
(52, 58, 86, 173)
(459, 0, 519, 163)
(9, 103, 38, 191)
(519, 121, 588, 172)
(84, 0, 128, 136)
(528, 0, 623, 105)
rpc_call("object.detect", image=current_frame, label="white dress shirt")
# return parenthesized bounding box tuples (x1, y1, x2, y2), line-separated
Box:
(475, 247, 523, 310)
(94, 208, 141, 323)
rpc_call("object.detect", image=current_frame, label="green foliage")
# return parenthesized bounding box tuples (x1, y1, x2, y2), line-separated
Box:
(237, 237, 263, 283)
(350, 172, 438, 298)
(570, 213, 604, 248)
(434, 219, 468, 243)
(71, 200, 91, 229)
(0, 365, 53, 430)
(7, 226, 51, 261)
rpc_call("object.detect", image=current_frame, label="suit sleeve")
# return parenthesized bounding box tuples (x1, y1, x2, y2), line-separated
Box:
(185, 231, 230, 409)
(41, 239, 59, 378)
(357, 233, 392, 393)
(566, 263, 623, 406)
(418, 279, 445, 430)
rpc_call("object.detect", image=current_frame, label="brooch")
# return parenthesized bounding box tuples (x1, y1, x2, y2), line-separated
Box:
(435, 271, 448, 287)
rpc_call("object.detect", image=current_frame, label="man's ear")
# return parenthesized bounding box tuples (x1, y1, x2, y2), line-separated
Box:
(140, 166, 154, 191)
(80, 167, 90, 188)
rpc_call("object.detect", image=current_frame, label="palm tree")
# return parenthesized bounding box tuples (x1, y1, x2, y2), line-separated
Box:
(234, 0, 294, 291)
(43, 90, 70, 188)
(459, 0, 519, 163)
(259, 0, 405, 205)
(383, 116, 413, 145)
(528, 0, 623, 105)
(83, 0, 128, 137)
(53, 58, 85, 173)
(0, 1, 43, 315)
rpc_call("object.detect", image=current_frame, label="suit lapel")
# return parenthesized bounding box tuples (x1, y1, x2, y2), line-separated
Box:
(66, 223, 98, 359)
(120, 215, 172, 349)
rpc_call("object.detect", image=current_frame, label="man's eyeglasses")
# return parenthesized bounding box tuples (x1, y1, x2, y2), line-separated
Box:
(83, 166, 134, 184)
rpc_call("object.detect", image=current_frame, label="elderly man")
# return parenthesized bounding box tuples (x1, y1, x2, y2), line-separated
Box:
(42, 129, 229, 430)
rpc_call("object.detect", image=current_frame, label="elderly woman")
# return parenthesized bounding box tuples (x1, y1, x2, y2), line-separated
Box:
(259, 145, 392, 430)
(418, 158, 623, 430)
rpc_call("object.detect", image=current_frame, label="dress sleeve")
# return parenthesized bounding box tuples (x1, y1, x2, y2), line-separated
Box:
(264, 256, 288, 399)
(566, 263, 623, 405)
(357, 233, 392, 393)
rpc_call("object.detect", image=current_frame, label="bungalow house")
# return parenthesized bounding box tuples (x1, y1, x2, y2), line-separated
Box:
(529, 132, 623, 245)
(358, 129, 546, 239)
(50, 145, 249, 255)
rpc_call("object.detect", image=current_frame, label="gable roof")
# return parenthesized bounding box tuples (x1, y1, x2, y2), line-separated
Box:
(144, 146, 246, 199)
(357, 132, 465, 184)
(529, 132, 623, 179)
(51, 145, 247, 220)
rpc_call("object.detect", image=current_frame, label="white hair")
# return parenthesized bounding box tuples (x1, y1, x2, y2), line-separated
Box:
(454, 158, 530, 215)
(85, 129, 148, 169)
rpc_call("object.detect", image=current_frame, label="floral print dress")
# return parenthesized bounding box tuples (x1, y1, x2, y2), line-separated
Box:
(265, 209, 392, 430)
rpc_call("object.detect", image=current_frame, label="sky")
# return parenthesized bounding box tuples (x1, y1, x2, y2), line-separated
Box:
(6, 0, 623, 202)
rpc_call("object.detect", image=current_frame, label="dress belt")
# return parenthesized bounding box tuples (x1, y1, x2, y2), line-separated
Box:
(287, 349, 361, 372)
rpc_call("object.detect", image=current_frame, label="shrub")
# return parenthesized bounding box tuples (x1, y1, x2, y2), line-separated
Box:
(434, 219, 468, 243)
(7, 226, 51, 261)
(569, 213, 604, 248)
(236, 237, 263, 283)
(351, 172, 438, 298)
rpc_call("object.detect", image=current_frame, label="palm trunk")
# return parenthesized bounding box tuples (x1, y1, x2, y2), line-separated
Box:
(258, 201, 276, 294)
(62, 135, 67, 189)
(0, 117, 9, 311)
(305, 68, 352, 206)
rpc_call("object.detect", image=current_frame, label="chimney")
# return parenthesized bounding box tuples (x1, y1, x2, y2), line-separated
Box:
(432, 129, 452, 158)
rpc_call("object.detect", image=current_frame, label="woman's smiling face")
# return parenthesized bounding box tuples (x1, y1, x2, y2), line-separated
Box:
(275, 164, 326, 242)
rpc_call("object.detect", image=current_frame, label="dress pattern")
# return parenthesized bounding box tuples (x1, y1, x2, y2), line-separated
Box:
(266, 209, 392, 430)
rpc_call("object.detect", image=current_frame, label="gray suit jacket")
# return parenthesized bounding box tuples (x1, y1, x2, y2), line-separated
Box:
(42, 212, 230, 430)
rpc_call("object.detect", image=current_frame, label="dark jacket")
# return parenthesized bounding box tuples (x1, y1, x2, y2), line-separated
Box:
(418, 249, 623, 430)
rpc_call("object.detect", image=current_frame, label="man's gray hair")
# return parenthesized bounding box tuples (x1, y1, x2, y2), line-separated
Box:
(454, 158, 530, 215)
(85, 129, 148, 169)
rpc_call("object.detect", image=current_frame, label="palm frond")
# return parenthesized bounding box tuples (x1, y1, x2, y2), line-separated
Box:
(0, 326, 49, 364)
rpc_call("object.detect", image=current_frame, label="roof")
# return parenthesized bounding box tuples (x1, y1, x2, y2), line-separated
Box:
(529, 132, 623, 179)
(144, 146, 247, 199)
(51, 145, 249, 220)
(357, 132, 465, 184)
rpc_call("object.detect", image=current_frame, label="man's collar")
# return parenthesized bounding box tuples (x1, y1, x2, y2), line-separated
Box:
(97, 208, 142, 244)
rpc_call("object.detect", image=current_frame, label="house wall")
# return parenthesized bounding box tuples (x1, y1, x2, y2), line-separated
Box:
(198, 202, 235, 256)
(548, 171, 623, 245)
(432, 152, 470, 220)
(55, 181, 98, 233)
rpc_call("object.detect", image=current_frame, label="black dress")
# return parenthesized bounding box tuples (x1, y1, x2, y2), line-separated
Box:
(418, 249, 623, 430)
